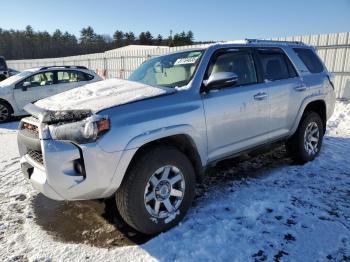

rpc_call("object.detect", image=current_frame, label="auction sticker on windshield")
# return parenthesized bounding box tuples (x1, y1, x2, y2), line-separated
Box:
(174, 57, 199, 65)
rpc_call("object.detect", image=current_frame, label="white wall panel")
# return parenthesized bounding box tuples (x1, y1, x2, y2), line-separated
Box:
(318, 34, 329, 46)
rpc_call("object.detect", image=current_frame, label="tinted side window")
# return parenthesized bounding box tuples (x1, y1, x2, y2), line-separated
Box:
(19, 72, 54, 88)
(207, 51, 257, 86)
(293, 48, 324, 74)
(57, 71, 87, 84)
(258, 51, 296, 81)
(84, 73, 94, 81)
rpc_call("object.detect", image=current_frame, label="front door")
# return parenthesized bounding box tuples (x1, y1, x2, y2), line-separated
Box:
(14, 71, 55, 111)
(202, 48, 269, 162)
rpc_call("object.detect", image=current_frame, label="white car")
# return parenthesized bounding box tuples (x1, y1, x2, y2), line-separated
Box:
(0, 66, 102, 122)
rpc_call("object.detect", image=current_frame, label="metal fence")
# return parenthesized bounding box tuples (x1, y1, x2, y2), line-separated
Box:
(7, 32, 350, 100)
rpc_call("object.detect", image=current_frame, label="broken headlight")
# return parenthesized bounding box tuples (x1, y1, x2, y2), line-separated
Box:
(49, 115, 110, 144)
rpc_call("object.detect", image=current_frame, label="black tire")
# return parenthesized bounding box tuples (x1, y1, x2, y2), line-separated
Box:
(0, 101, 11, 123)
(286, 111, 324, 164)
(0, 74, 6, 82)
(115, 146, 196, 235)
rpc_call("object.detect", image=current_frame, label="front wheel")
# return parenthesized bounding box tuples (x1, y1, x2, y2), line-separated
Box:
(0, 102, 11, 123)
(286, 111, 324, 163)
(115, 146, 196, 234)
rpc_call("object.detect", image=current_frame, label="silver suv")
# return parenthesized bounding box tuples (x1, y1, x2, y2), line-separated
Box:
(17, 40, 336, 234)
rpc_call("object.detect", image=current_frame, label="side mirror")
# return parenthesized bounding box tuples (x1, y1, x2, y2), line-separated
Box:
(203, 72, 238, 91)
(22, 81, 30, 91)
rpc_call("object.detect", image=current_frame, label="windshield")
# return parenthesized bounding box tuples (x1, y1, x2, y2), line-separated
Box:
(0, 70, 32, 86)
(128, 50, 204, 88)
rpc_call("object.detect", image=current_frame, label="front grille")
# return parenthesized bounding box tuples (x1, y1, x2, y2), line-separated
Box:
(28, 150, 44, 165)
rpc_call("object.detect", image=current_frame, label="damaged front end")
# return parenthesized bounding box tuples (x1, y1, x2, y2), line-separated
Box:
(24, 103, 93, 124)
(17, 103, 114, 200)
(23, 103, 110, 144)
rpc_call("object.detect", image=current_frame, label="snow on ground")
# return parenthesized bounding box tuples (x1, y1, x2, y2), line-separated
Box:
(1, 102, 350, 262)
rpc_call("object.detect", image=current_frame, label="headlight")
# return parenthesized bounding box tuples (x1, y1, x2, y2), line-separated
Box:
(49, 115, 110, 144)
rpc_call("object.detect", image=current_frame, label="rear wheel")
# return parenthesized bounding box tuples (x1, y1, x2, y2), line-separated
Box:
(286, 111, 324, 163)
(116, 146, 196, 234)
(0, 102, 11, 123)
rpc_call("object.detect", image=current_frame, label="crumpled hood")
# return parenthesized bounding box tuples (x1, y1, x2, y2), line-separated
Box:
(35, 78, 175, 113)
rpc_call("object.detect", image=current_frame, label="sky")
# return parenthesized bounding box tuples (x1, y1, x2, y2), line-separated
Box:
(1, 0, 350, 41)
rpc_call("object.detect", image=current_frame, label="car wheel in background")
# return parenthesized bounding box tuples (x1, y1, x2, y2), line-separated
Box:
(0, 74, 6, 81)
(0, 102, 11, 123)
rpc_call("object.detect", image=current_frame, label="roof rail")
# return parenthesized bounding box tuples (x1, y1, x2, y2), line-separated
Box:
(39, 65, 88, 71)
(245, 39, 306, 46)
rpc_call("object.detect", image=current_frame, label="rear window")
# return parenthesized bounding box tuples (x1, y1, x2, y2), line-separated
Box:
(293, 48, 324, 74)
(0, 57, 7, 71)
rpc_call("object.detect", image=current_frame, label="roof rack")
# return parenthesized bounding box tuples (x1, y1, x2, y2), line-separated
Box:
(245, 39, 306, 46)
(39, 65, 88, 71)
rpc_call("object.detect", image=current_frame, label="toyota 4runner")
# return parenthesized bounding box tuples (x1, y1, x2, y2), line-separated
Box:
(17, 39, 336, 234)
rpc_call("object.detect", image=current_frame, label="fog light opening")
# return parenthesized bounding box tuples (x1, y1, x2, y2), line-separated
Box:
(73, 159, 85, 177)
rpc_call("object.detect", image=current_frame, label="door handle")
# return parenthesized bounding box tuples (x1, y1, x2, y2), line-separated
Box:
(253, 92, 267, 101)
(294, 85, 307, 92)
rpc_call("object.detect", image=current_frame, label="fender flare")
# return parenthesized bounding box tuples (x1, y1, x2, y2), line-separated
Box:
(289, 94, 326, 137)
(102, 124, 207, 196)
(124, 124, 207, 165)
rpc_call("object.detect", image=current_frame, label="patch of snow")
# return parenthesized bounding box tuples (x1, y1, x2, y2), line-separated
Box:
(35, 78, 175, 113)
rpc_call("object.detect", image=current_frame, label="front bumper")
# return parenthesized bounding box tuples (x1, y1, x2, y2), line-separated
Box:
(20, 155, 63, 200)
(18, 117, 126, 200)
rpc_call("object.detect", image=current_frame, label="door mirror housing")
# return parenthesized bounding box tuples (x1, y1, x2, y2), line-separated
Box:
(203, 72, 238, 91)
(22, 81, 30, 91)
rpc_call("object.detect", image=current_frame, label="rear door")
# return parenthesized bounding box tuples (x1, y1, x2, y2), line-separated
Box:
(202, 48, 270, 162)
(52, 70, 90, 95)
(255, 48, 304, 139)
(13, 71, 55, 111)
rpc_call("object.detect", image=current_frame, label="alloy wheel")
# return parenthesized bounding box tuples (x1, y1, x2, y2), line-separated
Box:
(144, 165, 185, 219)
(0, 104, 9, 122)
(304, 121, 320, 156)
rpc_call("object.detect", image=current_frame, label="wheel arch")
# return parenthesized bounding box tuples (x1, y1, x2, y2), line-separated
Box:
(126, 134, 205, 183)
(303, 100, 327, 133)
(291, 98, 327, 136)
(0, 98, 14, 114)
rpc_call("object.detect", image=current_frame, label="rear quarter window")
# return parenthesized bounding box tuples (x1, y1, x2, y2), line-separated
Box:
(84, 73, 94, 80)
(293, 48, 324, 74)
